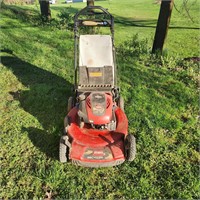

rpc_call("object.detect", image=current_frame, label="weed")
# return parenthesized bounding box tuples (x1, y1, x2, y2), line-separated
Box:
(117, 34, 149, 60)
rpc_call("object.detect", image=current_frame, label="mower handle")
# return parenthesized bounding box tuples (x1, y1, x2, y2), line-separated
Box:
(74, 6, 114, 28)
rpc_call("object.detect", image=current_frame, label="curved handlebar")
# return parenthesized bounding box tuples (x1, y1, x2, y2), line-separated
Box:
(74, 6, 113, 21)
(74, 6, 114, 28)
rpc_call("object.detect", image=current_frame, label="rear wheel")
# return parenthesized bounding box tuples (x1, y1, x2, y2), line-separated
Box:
(67, 96, 74, 113)
(59, 136, 69, 163)
(78, 117, 85, 128)
(125, 134, 136, 161)
(118, 96, 124, 112)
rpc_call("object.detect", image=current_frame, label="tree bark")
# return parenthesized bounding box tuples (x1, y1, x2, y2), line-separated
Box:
(152, 0, 174, 53)
(87, 0, 94, 6)
(39, 0, 51, 20)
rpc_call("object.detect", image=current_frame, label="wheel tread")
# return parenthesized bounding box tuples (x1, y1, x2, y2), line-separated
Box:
(126, 134, 136, 161)
(59, 136, 68, 163)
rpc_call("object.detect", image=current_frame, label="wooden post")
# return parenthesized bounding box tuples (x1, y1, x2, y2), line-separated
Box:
(87, 0, 94, 6)
(39, 0, 51, 20)
(152, 0, 174, 53)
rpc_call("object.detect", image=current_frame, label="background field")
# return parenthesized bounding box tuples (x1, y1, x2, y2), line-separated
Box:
(0, 0, 199, 199)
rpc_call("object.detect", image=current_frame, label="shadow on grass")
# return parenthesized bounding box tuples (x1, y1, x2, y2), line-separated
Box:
(1, 4, 79, 29)
(2, 4, 199, 30)
(1, 54, 73, 160)
(1, 25, 37, 29)
(1, 4, 40, 21)
(114, 15, 200, 30)
(50, 6, 79, 14)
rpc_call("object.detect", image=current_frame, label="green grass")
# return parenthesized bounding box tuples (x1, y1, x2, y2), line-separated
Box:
(0, 0, 199, 199)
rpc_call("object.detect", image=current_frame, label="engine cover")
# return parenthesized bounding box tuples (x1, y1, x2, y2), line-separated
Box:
(86, 92, 113, 125)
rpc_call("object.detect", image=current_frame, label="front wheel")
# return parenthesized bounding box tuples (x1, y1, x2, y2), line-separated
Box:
(125, 134, 136, 161)
(59, 136, 69, 163)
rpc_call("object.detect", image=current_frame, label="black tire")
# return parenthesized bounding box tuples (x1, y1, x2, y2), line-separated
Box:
(125, 134, 136, 161)
(59, 136, 68, 163)
(78, 117, 84, 128)
(118, 96, 124, 112)
(67, 96, 74, 113)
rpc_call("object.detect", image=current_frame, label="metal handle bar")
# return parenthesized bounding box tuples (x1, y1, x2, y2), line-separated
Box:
(74, 6, 113, 20)
(74, 6, 114, 28)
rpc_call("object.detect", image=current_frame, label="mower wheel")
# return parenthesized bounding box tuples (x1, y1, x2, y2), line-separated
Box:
(125, 134, 136, 161)
(67, 96, 74, 113)
(118, 96, 124, 112)
(78, 117, 84, 128)
(59, 136, 69, 163)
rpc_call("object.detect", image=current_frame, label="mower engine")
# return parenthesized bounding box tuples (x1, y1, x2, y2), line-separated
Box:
(78, 92, 116, 131)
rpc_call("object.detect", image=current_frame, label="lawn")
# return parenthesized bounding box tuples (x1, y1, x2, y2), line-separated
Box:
(0, 0, 199, 199)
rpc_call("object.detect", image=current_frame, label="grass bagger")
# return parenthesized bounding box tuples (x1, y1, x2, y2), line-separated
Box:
(59, 6, 136, 167)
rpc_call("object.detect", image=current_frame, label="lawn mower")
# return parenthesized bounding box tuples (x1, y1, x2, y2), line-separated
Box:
(59, 6, 136, 167)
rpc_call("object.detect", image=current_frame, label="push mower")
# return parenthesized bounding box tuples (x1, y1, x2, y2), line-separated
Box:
(59, 6, 136, 167)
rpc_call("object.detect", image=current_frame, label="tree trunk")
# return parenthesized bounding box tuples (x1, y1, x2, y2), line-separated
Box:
(39, 0, 51, 20)
(152, 0, 174, 53)
(87, 0, 94, 6)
